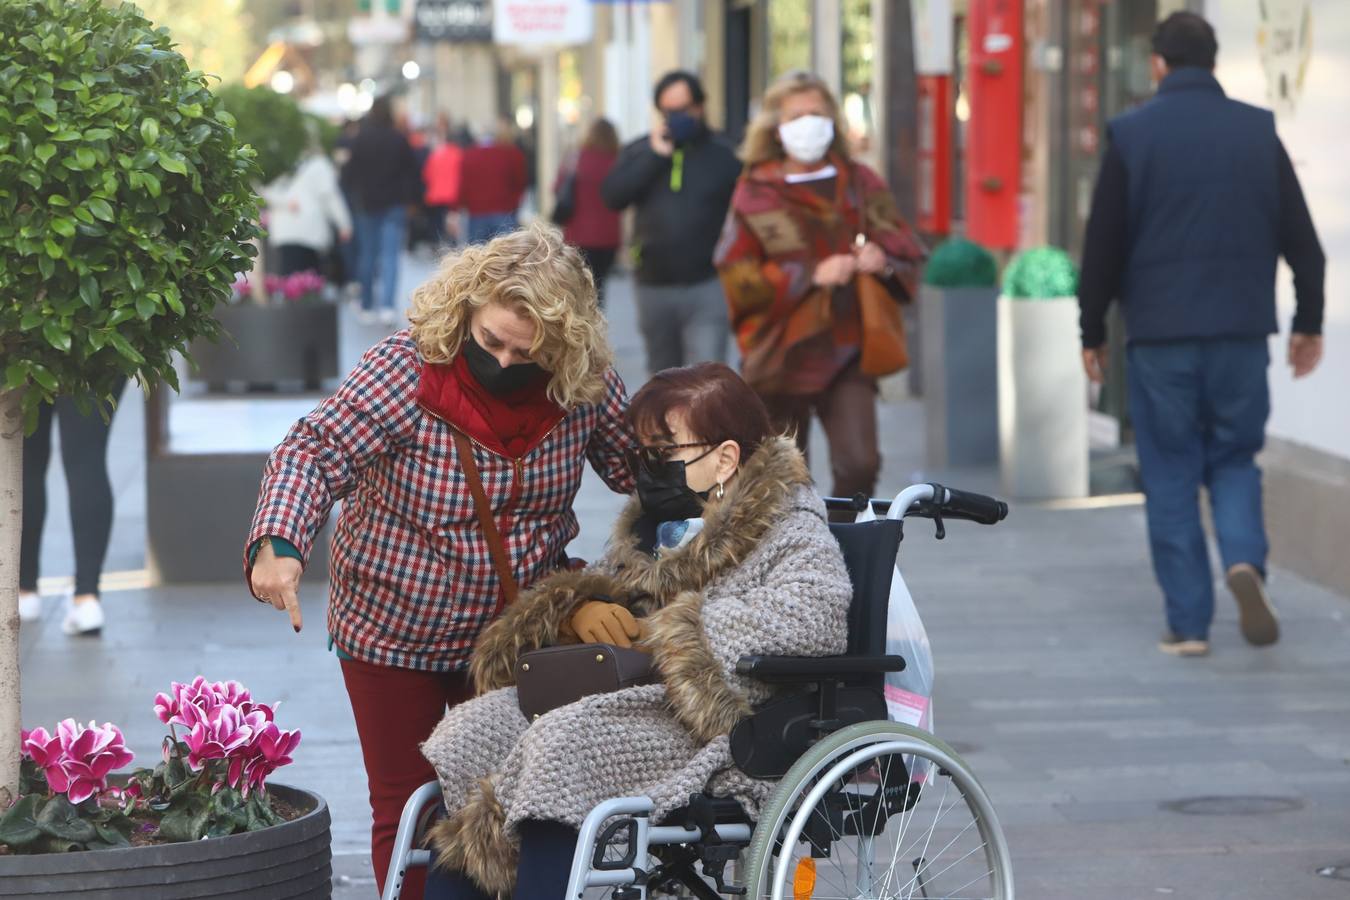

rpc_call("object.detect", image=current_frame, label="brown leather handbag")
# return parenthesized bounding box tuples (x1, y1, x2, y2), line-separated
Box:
(515, 643, 656, 722)
(453, 426, 657, 721)
(856, 273, 909, 377)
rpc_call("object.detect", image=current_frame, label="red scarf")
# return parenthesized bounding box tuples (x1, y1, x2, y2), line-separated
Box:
(416, 353, 565, 459)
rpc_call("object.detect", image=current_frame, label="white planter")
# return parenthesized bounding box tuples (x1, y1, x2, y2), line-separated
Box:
(997, 295, 1089, 500)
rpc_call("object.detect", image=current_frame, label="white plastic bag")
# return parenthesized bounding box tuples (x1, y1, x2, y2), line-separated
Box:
(855, 502, 935, 734)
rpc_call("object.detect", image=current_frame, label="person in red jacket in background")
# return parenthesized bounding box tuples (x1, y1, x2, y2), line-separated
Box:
(555, 118, 622, 307)
(460, 118, 527, 244)
(423, 120, 464, 248)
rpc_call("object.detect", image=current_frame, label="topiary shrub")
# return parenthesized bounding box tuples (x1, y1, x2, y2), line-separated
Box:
(1001, 246, 1080, 299)
(0, 0, 261, 799)
(922, 236, 999, 288)
(214, 84, 309, 185)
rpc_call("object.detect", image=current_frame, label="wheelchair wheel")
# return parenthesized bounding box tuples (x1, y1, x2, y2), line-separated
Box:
(743, 722, 1013, 900)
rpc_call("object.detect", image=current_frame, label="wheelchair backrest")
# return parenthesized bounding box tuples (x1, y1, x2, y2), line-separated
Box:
(827, 519, 903, 658)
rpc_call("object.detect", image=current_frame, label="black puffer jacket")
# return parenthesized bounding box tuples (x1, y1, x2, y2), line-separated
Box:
(340, 123, 423, 214)
(601, 130, 742, 286)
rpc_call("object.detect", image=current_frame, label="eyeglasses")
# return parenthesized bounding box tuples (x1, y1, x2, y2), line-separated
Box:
(624, 442, 718, 474)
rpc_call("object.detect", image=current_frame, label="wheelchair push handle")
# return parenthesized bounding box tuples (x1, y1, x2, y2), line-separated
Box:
(824, 483, 1009, 525)
(937, 485, 1008, 525)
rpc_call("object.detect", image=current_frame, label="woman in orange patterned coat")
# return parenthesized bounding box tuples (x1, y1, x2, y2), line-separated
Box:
(714, 70, 926, 500)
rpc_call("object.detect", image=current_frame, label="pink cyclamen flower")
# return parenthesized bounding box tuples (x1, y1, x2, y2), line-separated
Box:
(21, 727, 66, 786)
(183, 705, 261, 772)
(279, 270, 324, 301)
(235, 723, 301, 797)
(49, 719, 134, 804)
(156, 676, 213, 726)
(210, 680, 252, 708)
(238, 700, 276, 724)
(158, 676, 251, 728)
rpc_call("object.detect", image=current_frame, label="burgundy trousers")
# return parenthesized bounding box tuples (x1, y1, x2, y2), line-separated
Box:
(341, 657, 474, 900)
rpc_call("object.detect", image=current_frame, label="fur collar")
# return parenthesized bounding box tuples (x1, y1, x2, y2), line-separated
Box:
(602, 435, 815, 603)
(469, 436, 815, 694)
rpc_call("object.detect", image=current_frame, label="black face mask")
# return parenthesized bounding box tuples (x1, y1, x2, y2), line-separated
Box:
(463, 335, 545, 396)
(629, 445, 717, 522)
(665, 110, 704, 147)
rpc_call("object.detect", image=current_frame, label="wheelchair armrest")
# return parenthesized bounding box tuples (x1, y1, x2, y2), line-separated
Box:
(735, 654, 905, 683)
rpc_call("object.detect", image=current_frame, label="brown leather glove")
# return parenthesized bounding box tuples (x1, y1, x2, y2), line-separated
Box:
(569, 600, 642, 648)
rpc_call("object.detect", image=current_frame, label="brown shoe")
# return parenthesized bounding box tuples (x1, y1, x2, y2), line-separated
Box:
(1227, 563, 1279, 646)
(1158, 633, 1210, 657)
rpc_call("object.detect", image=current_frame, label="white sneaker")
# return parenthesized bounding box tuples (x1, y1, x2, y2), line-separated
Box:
(18, 592, 42, 623)
(378, 308, 398, 326)
(61, 599, 105, 637)
(356, 309, 377, 326)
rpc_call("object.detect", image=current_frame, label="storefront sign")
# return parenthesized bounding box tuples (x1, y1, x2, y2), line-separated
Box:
(347, 14, 411, 46)
(415, 0, 492, 42)
(492, 0, 594, 47)
(911, 0, 954, 75)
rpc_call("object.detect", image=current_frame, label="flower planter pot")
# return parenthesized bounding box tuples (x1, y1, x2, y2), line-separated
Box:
(997, 295, 1089, 500)
(189, 303, 338, 390)
(920, 284, 1000, 468)
(0, 784, 330, 899)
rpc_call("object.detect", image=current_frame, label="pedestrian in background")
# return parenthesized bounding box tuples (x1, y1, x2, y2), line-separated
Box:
(715, 70, 925, 503)
(333, 117, 362, 295)
(244, 224, 635, 900)
(423, 117, 464, 249)
(602, 70, 741, 373)
(341, 96, 423, 325)
(459, 118, 527, 244)
(18, 379, 129, 636)
(1078, 12, 1325, 657)
(261, 131, 352, 276)
(555, 117, 621, 307)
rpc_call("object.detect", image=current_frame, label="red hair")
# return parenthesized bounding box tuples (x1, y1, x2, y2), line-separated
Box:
(627, 363, 774, 459)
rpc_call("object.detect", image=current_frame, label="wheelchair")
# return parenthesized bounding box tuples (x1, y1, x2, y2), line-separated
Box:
(385, 483, 1014, 900)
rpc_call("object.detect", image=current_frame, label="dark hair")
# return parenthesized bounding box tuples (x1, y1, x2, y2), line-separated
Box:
(653, 70, 706, 109)
(583, 117, 620, 156)
(365, 95, 395, 129)
(628, 363, 773, 460)
(1152, 12, 1218, 69)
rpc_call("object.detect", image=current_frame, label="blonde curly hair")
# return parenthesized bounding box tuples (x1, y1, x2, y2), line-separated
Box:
(408, 221, 613, 408)
(740, 70, 852, 167)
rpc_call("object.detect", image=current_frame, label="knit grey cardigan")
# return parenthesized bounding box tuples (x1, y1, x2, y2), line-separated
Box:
(420, 437, 851, 895)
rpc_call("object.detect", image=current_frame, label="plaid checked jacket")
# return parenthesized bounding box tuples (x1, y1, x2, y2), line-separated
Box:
(245, 331, 636, 672)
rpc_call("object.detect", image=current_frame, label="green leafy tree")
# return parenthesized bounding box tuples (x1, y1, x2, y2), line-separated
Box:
(0, 0, 261, 800)
(215, 85, 309, 185)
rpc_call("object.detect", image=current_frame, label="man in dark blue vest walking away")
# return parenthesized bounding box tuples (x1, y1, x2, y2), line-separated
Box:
(1078, 12, 1325, 658)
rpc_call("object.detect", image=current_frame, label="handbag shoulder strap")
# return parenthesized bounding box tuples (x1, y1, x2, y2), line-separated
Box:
(452, 429, 519, 608)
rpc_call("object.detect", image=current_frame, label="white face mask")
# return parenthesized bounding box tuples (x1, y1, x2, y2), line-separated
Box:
(777, 114, 835, 164)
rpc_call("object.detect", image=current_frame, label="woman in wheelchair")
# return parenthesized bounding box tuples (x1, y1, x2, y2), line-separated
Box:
(420, 362, 853, 898)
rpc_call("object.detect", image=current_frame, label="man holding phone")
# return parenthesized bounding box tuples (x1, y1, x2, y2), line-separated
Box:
(603, 71, 743, 374)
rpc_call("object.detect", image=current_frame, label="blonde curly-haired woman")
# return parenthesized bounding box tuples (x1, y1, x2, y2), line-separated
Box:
(244, 222, 636, 900)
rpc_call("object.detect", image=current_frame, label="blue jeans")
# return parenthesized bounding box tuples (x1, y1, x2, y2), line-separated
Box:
(355, 206, 407, 311)
(1127, 338, 1270, 640)
(465, 212, 517, 245)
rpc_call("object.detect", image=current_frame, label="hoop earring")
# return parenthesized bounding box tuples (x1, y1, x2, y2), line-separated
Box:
(716, 480, 725, 500)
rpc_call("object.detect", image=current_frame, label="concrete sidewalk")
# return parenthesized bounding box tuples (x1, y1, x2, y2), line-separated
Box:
(17, 263, 1350, 898)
